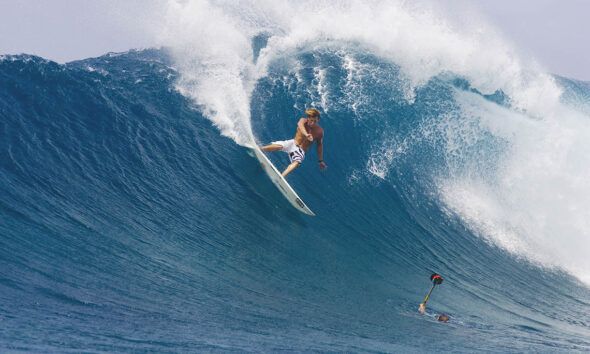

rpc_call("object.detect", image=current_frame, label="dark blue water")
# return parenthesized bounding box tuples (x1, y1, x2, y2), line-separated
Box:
(1, 49, 589, 352)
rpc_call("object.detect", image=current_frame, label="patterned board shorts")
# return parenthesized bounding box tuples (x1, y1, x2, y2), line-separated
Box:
(272, 139, 305, 164)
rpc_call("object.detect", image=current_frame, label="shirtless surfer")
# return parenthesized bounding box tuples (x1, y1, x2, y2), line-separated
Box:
(262, 108, 327, 177)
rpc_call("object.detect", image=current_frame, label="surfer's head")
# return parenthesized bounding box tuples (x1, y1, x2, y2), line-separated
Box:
(305, 108, 320, 119)
(305, 108, 320, 127)
(437, 314, 450, 322)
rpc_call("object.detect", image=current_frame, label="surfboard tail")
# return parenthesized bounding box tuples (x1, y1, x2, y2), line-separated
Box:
(247, 145, 315, 216)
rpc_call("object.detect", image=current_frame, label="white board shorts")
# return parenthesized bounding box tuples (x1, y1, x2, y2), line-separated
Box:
(272, 139, 305, 164)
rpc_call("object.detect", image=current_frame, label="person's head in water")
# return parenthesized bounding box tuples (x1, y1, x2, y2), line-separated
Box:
(437, 314, 450, 322)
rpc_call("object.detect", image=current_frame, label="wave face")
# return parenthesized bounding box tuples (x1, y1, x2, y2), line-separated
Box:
(2, 2, 590, 352)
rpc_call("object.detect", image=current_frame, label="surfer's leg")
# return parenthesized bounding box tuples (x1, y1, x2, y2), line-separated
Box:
(282, 161, 300, 177)
(262, 144, 283, 152)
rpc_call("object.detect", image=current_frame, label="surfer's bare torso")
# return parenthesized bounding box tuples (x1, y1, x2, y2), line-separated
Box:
(294, 117, 324, 152)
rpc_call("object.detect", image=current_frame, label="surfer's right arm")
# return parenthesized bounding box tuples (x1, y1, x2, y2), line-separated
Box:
(297, 118, 313, 141)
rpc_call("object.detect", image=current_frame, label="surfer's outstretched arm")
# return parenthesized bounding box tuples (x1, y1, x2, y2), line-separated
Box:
(316, 137, 327, 170)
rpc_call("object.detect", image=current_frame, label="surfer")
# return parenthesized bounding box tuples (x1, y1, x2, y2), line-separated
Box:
(261, 108, 327, 177)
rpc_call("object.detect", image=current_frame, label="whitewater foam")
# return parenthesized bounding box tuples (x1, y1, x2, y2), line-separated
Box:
(438, 90, 590, 286)
(158, 0, 258, 145)
(157, 0, 562, 145)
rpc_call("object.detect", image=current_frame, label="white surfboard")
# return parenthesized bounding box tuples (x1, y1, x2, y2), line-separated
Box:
(246, 144, 315, 216)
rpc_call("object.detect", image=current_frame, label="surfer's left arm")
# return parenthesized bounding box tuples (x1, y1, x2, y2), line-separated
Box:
(317, 135, 327, 170)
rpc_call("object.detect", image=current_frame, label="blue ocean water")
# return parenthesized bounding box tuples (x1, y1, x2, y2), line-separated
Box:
(1, 44, 590, 352)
